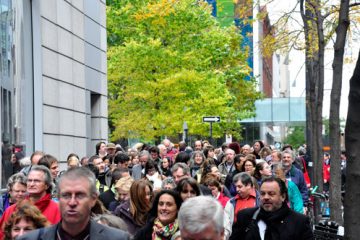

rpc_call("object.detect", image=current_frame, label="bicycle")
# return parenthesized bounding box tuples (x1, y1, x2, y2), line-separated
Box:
(307, 186, 344, 239)
(307, 186, 330, 227)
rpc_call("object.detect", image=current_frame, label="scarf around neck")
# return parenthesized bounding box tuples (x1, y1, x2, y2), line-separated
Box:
(28, 193, 52, 212)
(257, 202, 290, 240)
(152, 218, 179, 240)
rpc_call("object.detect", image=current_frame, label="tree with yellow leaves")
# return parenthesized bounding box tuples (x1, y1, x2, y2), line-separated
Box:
(107, 0, 261, 141)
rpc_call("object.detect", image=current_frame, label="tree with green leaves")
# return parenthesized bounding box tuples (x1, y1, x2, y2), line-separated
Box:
(107, 0, 261, 141)
(283, 126, 306, 149)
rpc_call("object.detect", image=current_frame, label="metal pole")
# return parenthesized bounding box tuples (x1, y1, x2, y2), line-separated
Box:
(183, 121, 188, 145)
(210, 122, 213, 145)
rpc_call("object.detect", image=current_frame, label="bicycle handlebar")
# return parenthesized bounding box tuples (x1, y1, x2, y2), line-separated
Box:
(311, 192, 328, 200)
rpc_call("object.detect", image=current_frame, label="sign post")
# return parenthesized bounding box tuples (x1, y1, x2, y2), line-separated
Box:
(182, 121, 188, 145)
(202, 116, 221, 144)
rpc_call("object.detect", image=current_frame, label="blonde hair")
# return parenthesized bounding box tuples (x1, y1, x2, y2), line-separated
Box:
(67, 156, 80, 168)
(115, 176, 134, 200)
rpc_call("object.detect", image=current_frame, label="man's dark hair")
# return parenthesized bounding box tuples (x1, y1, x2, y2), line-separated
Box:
(84, 162, 99, 179)
(178, 141, 187, 152)
(30, 151, 44, 164)
(145, 160, 159, 175)
(148, 146, 160, 155)
(110, 168, 123, 186)
(281, 144, 293, 151)
(175, 152, 190, 164)
(261, 176, 288, 200)
(88, 155, 101, 164)
(114, 152, 129, 165)
(233, 172, 253, 187)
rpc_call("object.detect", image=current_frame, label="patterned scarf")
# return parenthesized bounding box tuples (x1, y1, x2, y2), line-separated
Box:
(152, 218, 179, 240)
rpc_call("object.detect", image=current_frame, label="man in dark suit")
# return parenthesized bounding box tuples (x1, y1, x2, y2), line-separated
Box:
(18, 167, 130, 240)
(230, 176, 313, 240)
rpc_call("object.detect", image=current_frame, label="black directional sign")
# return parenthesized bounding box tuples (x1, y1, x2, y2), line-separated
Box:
(203, 116, 221, 123)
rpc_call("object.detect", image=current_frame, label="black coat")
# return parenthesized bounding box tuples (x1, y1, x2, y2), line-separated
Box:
(230, 206, 314, 240)
(133, 221, 154, 240)
(99, 189, 115, 210)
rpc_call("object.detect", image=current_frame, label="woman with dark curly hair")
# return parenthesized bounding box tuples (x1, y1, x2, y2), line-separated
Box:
(252, 140, 264, 159)
(4, 200, 50, 240)
(134, 190, 183, 240)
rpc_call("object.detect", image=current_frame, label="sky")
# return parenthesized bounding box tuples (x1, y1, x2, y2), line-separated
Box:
(264, 0, 359, 119)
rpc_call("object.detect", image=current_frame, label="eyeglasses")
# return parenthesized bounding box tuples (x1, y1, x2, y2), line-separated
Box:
(59, 192, 89, 201)
(26, 179, 43, 184)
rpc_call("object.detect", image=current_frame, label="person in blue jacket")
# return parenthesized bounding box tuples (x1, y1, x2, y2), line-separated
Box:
(282, 150, 309, 211)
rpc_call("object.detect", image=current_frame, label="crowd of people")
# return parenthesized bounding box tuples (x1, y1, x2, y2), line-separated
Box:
(0, 139, 321, 239)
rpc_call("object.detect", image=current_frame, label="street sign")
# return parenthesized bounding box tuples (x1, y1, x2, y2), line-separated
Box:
(203, 116, 221, 123)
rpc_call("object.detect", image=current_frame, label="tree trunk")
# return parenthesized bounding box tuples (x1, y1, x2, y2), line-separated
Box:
(329, 0, 350, 225)
(300, 0, 324, 222)
(344, 50, 360, 239)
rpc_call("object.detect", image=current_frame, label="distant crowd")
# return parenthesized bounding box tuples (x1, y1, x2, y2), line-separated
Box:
(0, 139, 328, 239)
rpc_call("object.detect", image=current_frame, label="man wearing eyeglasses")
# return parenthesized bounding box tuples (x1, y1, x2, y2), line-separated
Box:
(18, 167, 130, 240)
(0, 165, 61, 238)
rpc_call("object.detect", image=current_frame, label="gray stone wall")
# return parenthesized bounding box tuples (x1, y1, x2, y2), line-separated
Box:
(39, 0, 107, 162)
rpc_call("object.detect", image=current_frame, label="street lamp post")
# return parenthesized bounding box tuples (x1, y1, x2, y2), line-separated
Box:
(183, 121, 188, 145)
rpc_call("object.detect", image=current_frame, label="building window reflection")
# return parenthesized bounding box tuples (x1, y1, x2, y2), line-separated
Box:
(1, 0, 33, 187)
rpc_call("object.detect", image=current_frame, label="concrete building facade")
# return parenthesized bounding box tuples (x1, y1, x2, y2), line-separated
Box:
(0, 0, 107, 186)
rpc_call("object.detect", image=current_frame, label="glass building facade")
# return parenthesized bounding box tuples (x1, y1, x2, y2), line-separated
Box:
(1, 0, 35, 187)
